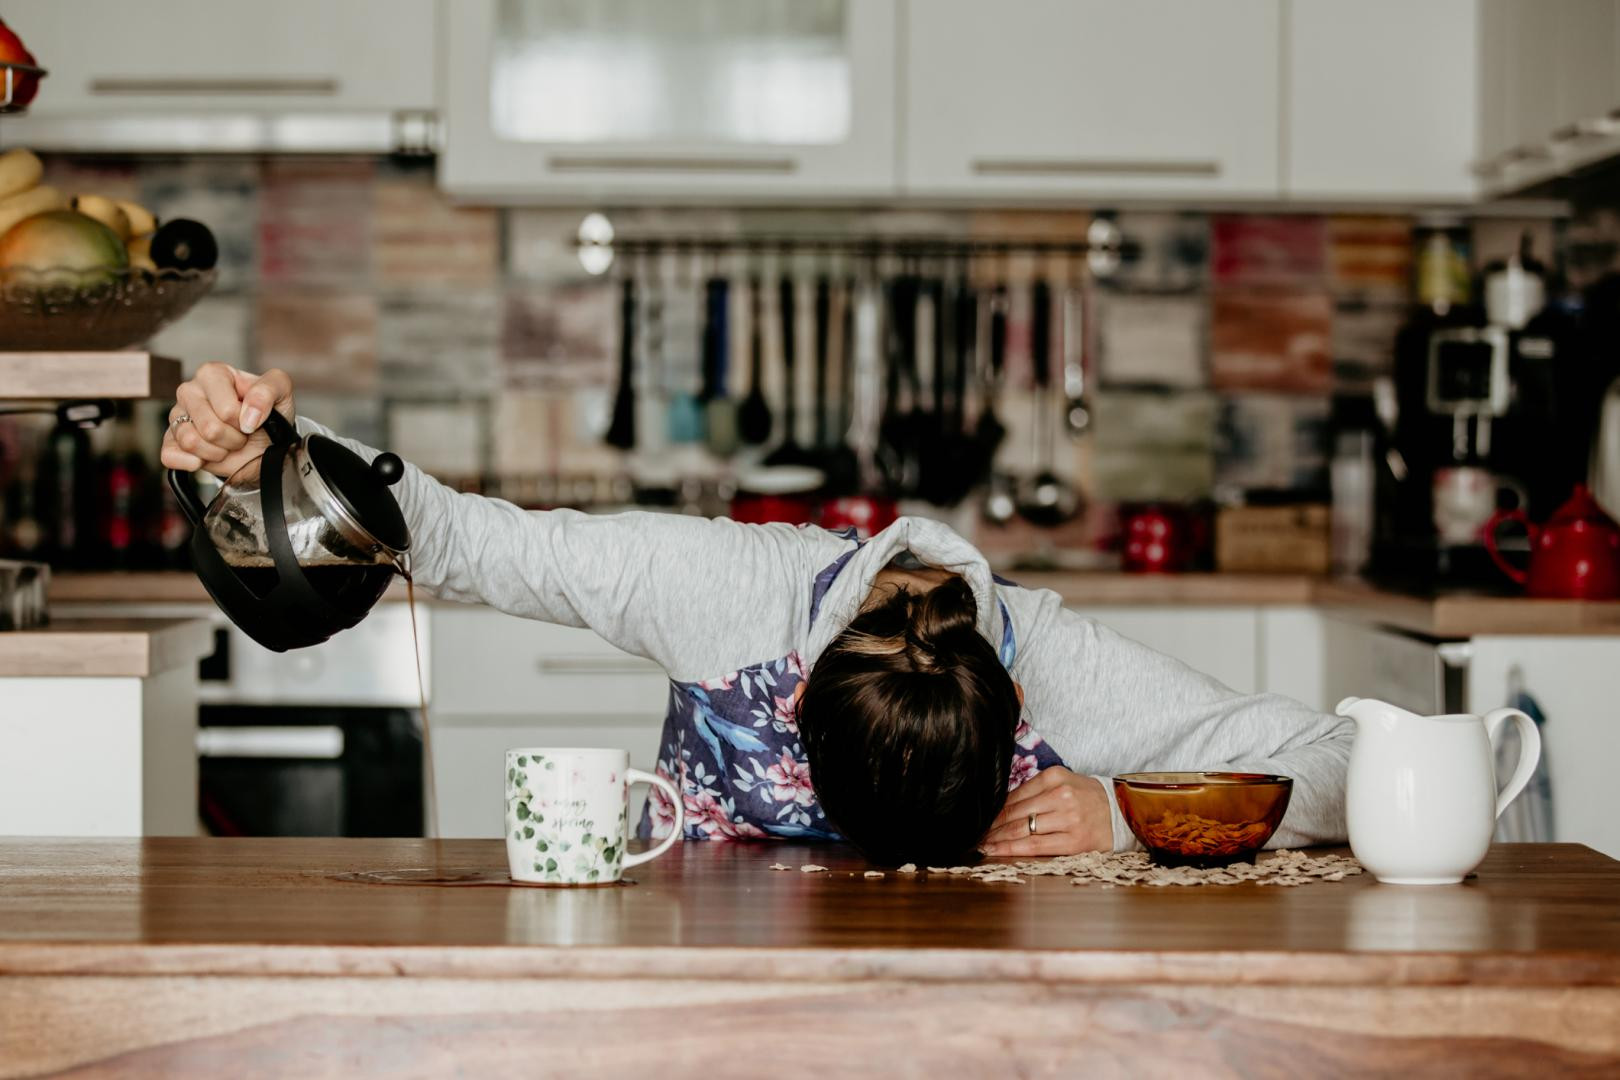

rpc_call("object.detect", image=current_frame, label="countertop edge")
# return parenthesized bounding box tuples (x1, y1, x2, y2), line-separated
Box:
(45, 572, 1620, 638)
(2, 942, 1615, 988)
(0, 618, 214, 677)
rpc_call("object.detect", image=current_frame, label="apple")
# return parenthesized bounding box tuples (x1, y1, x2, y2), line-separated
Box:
(0, 210, 130, 290)
(0, 19, 41, 109)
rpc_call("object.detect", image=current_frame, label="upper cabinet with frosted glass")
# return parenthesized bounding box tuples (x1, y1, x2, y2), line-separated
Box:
(441, 0, 898, 201)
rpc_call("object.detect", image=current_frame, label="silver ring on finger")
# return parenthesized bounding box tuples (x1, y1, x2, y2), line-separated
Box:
(170, 414, 192, 429)
(1028, 812, 1038, 836)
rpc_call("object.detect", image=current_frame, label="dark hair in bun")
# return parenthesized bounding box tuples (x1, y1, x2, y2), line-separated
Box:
(798, 577, 1019, 866)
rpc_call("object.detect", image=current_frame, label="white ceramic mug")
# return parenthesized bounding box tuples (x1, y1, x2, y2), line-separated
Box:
(505, 748, 683, 885)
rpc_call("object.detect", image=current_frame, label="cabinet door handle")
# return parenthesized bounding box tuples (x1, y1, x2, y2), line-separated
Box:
(535, 656, 660, 676)
(971, 157, 1220, 178)
(546, 154, 798, 174)
(90, 77, 340, 96)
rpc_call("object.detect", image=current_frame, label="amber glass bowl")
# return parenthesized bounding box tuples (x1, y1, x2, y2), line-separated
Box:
(1113, 772, 1293, 868)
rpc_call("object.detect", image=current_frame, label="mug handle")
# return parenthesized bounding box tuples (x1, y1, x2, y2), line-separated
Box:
(1484, 509, 1533, 586)
(623, 768, 683, 869)
(1484, 707, 1542, 820)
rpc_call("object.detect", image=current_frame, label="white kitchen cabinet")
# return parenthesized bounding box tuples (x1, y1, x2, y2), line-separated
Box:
(1284, 0, 1478, 201)
(0, 0, 437, 152)
(1465, 637, 1620, 859)
(429, 605, 668, 838)
(901, 0, 1281, 200)
(430, 605, 667, 717)
(441, 0, 899, 201)
(1082, 607, 1260, 694)
(1478, 0, 1620, 195)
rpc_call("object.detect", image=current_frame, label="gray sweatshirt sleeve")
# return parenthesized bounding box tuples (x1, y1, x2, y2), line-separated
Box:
(299, 418, 850, 679)
(1006, 587, 1351, 852)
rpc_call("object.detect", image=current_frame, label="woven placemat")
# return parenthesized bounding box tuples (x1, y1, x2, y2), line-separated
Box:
(906, 849, 1363, 887)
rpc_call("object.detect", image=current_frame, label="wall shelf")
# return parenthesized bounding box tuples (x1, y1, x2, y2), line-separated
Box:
(0, 351, 181, 401)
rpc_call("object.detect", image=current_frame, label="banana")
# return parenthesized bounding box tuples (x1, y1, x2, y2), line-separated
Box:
(0, 148, 42, 201)
(0, 184, 67, 237)
(72, 193, 131, 240)
(127, 233, 156, 272)
(114, 198, 157, 237)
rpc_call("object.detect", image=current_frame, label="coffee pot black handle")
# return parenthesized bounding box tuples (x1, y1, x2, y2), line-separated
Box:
(167, 408, 303, 527)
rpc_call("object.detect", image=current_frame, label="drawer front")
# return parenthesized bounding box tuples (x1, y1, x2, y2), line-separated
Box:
(431, 713, 666, 839)
(430, 606, 668, 716)
(1082, 607, 1260, 694)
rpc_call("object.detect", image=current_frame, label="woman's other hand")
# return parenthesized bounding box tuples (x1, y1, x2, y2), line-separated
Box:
(980, 766, 1111, 856)
(160, 364, 297, 479)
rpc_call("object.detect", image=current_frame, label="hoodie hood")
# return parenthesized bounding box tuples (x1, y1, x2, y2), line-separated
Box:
(803, 516, 1003, 668)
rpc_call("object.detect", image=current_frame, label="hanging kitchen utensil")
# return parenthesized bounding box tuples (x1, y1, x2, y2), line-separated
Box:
(1062, 256, 1091, 438)
(737, 276, 773, 446)
(664, 246, 706, 445)
(168, 410, 408, 652)
(604, 274, 637, 451)
(1018, 274, 1079, 526)
(633, 250, 669, 458)
(980, 280, 1016, 526)
(702, 275, 737, 456)
(849, 275, 884, 492)
(813, 273, 859, 493)
(763, 273, 816, 468)
(915, 275, 952, 504)
(876, 272, 925, 496)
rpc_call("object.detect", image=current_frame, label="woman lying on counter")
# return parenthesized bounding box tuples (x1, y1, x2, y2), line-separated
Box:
(162, 364, 1352, 867)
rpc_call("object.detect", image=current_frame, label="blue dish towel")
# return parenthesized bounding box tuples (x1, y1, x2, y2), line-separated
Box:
(1494, 687, 1554, 843)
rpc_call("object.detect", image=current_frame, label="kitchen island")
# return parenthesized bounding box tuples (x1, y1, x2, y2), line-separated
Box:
(0, 619, 212, 837)
(2, 838, 1617, 1075)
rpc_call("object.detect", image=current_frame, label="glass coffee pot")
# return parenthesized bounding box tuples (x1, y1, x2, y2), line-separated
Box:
(168, 410, 411, 651)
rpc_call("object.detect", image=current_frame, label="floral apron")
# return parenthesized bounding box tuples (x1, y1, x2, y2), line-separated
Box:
(639, 535, 1067, 841)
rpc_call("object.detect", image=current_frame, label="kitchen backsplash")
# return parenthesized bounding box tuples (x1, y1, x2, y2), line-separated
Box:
(0, 153, 1572, 564)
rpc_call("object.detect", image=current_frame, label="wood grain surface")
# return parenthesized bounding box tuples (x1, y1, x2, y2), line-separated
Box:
(1, 839, 1617, 985)
(0, 351, 181, 401)
(3, 839, 1618, 1077)
(0, 618, 214, 677)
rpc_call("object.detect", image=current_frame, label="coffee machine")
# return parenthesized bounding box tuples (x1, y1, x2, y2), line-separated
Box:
(1371, 230, 1574, 589)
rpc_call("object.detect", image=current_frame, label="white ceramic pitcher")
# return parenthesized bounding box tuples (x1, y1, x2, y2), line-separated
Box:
(1336, 696, 1542, 885)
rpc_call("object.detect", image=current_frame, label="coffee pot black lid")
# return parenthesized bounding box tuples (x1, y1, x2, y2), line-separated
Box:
(304, 435, 411, 554)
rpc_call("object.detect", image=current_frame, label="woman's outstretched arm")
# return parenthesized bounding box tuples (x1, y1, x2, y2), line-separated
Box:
(159, 363, 849, 678)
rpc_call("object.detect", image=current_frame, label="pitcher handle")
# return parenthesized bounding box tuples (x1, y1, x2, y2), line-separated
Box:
(1484, 707, 1542, 820)
(623, 768, 683, 869)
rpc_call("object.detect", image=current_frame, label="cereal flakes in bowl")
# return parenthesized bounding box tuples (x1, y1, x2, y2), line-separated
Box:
(1112, 772, 1293, 868)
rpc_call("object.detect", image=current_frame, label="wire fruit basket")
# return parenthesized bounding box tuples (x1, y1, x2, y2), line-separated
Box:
(0, 266, 217, 350)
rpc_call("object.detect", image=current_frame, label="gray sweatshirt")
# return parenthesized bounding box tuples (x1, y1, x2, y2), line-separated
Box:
(305, 419, 1352, 851)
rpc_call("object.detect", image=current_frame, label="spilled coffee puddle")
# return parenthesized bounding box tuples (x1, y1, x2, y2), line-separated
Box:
(333, 868, 636, 888)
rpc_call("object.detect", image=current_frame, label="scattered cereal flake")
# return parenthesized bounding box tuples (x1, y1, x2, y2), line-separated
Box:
(897, 863, 918, 874)
(864, 870, 885, 879)
(769, 863, 792, 871)
(800, 864, 829, 873)
(915, 849, 1361, 888)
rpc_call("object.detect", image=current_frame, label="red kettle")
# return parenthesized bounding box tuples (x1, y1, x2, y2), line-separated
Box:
(1485, 485, 1620, 599)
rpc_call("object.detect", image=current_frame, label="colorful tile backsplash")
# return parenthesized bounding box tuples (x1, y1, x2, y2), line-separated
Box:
(34, 154, 1559, 513)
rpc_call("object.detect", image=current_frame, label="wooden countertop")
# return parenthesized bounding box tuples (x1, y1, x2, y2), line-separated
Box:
(49, 570, 1620, 637)
(0, 617, 213, 676)
(1, 838, 1616, 986)
(4, 838, 1617, 1076)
